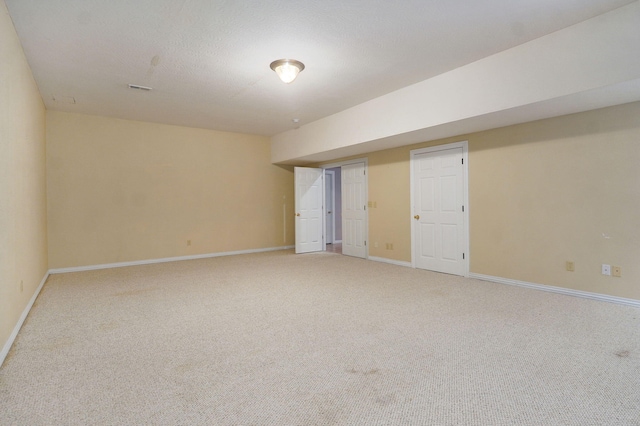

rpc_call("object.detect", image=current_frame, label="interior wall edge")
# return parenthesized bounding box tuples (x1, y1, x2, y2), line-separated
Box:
(0, 271, 49, 368)
(368, 256, 412, 268)
(48, 245, 294, 274)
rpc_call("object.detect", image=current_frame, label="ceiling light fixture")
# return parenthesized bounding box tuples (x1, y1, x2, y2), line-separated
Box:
(270, 59, 305, 84)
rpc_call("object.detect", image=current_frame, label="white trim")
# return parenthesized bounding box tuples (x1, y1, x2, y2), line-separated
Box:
(49, 245, 294, 274)
(321, 168, 327, 250)
(4, 257, 635, 369)
(325, 169, 336, 245)
(0, 271, 50, 368)
(410, 141, 469, 277)
(369, 256, 412, 268)
(469, 273, 640, 308)
(321, 157, 368, 170)
(1, 245, 293, 367)
(334, 239, 342, 244)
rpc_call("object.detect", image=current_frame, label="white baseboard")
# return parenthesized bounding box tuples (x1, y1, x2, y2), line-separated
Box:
(334, 240, 342, 244)
(2, 246, 296, 368)
(5, 253, 634, 369)
(469, 273, 640, 308)
(369, 256, 412, 268)
(0, 271, 49, 368)
(49, 245, 295, 274)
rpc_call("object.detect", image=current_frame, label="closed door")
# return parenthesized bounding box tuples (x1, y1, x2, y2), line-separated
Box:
(294, 167, 324, 254)
(342, 162, 367, 258)
(412, 145, 466, 275)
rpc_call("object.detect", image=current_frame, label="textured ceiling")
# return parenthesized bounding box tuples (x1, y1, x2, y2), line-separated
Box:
(5, 0, 636, 136)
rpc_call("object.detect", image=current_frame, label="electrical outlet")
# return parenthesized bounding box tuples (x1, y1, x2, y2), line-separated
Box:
(566, 261, 574, 272)
(385, 243, 393, 250)
(602, 264, 611, 276)
(612, 266, 621, 277)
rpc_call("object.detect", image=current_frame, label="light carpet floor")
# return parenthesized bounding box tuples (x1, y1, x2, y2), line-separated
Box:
(1, 250, 639, 425)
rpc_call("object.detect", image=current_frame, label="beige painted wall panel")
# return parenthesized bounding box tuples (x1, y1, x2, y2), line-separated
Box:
(321, 102, 640, 300)
(469, 103, 639, 299)
(367, 148, 411, 262)
(47, 111, 294, 269)
(0, 1, 48, 354)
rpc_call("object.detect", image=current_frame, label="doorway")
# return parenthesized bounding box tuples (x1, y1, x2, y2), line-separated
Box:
(324, 167, 342, 253)
(293, 160, 368, 258)
(321, 159, 368, 259)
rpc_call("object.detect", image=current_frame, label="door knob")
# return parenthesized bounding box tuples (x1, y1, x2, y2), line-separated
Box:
(296, 213, 300, 217)
(414, 215, 420, 220)
(328, 211, 332, 214)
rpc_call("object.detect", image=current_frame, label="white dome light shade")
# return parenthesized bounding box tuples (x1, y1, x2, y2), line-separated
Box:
(270, 59, 305, 84)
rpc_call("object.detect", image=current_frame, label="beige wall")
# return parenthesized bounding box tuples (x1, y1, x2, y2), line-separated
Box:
(323, 102, 640, 301)
(47, 111, 294, 269)
(0, 1, 48, 355)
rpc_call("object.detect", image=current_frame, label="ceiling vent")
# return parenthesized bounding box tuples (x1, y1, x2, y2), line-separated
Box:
(52, 95, 76, 104)
(128, 84, 152, 91)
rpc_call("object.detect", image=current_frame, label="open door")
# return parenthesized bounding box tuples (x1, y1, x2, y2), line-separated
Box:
(294, 167, 324, 254)
(342, 162, 367, 258)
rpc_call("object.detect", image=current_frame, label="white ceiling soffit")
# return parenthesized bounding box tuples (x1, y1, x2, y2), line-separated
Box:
(5, 0, 637, 139)
(271, 1, 640, 164)
(290, 79, 640, 165)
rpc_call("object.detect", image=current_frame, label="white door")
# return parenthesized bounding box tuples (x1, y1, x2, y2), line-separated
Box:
(325, 171, 335, 244)
(411, 145, 466, 275)
(342, 162, 367, 258)
(294, 167, 324, 254)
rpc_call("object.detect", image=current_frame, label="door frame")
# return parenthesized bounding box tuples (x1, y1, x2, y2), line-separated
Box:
(324, 170, 336, 245)
(321, 158, 369, 258)
(410, 141, 469, 276)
